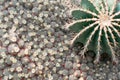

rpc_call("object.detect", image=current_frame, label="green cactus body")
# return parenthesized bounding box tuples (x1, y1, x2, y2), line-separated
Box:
(68, 0, 120, 63)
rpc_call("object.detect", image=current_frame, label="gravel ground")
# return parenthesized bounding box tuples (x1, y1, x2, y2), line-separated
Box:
(0, 0, 120, 80)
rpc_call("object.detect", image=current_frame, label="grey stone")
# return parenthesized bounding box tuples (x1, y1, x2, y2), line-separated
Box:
(32, 7, 39, 14)
(3, 68, 10, 76)
(0, 63, 5, 69)
(53, 74, 59, 80)
(48, 62, 55, 68)
(0, 29, 4, 36)
(69, 75, 76, 80)
(22, 68, 28, 74)
(86, 56, 93, 62)
(87, 63, 94, 68)
(58, 77, 63, 80)
(3, 10, 9, 16)
(13, 73, 20, 80)
(107, 73, 118, 80)
(118, 72, 120, 79)
(24, 2, 33, 10)
(5, 57, 12, 65)
(62, 69, 69, 76)
(117, 64, 120, 71)
(65, 61, 73, 69)
(41, 5, 47, 11)
(86, 76, 93, 80)
(0, 48, 7, 53)
(80, 63, 89, 71)
(82, 72, 87, 78)
(0, 70, 3, 76)
(46, 43, 53, 48)
(69, 69, 74, 75)
(66, 56, 73, 61)
(0, 0, 4, 4)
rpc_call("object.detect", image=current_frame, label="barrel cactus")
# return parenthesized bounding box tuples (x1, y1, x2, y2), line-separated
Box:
(67, 0, 120, 64)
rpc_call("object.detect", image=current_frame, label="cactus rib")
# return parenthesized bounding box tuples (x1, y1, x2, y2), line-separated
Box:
(80, 25, 99, 57)
(111, 11, 120, 18)
(94, 28, 102, 63)
(110, 0, 117, 15)
(88, 0, 101, 14)
(110, 24, 120, 38)
(106, 26, 117, 47)
(70, 21, 99, 46)
(103, 27, 117, 63)
(70, 8, 99, 17)
(112, 22, 120, 28)
(112, 19, 120, 21)
(66, 18, 97, 29)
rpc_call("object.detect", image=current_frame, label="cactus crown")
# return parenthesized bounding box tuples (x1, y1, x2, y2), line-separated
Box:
(68, 0, 120, 63)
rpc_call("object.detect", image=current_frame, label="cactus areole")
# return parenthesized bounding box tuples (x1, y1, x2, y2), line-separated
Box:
(68, 0, 120, 63)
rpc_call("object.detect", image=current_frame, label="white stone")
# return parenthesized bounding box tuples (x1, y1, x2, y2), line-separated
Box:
(1, 52, 7, 58)
(10, 36, 17, 42)
(38, 17, 43, 22)
(56, 63, 60, 67)
(3, 33, 8, 38)
(59, 47, 63, 52)
(38, 65, 43, 70)
(4, 76, 8, 80)
(44, 14, 48, 18)
(22, 0, 27, 2)
(37, 0, 43, 3)
(45, 61, 49, 66)
(46, 25, 51, 29)
(10, 57, 17, 63)
(22, 19, 27, 24)
(79, 77, 84, 80)
(34, 57, 38, 61)
(44, 39, 49, 44)
(4, 17, 9, 22)
(50, 38, 55, 42)
(18, 49, 25, 57)
(9, 68, 15, 72)
(50, 56, 55, 61)
(20, 10, 24, 14)
(9, 31, 17, 42)
(58, 43, 62, 46)
(8, 74, 13, 79)
(41, 35, 45, 38)
(16, 67, 22, 72)
(24, 49, 29, 55)
(48, 49, 55, 55)
(22, 57, 29, 63)
(28, 32, 36, 36)
(29, 63, 36, 68)
(31, 69, 36, 73)
(29, 24, 34, 29)
(63, 46, 68, 50)
(13, 18, 19, 24)
(0, 59, 4, 63)
(30, 0, 35, 2)
(16, 2, 19, 6)
(27, 14, 32, 18)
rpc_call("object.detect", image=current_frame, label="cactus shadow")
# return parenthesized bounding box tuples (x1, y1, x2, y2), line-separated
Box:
(100, 53, 111, 63)
(72, 42, 113, 63)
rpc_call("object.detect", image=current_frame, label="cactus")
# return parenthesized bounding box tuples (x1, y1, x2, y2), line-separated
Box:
(67, 0, 120, 64)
